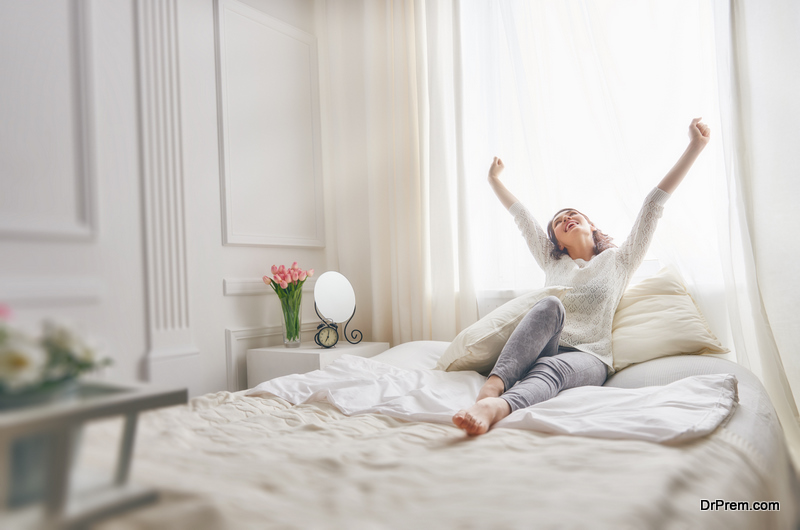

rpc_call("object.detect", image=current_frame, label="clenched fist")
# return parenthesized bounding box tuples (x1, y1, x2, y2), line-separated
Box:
(489, 156, 505, 180)
(689, 118, 711, 147)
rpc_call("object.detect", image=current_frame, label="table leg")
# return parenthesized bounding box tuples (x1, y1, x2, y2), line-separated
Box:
(46, 427, 76, 517)
(115, 413, 138, 486)
(0, 434, 8, 512)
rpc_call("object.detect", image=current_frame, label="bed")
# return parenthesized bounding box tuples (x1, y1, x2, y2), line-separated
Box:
(76, 340, 799, 530)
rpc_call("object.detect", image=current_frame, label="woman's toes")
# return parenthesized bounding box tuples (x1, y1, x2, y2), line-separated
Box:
(464, 412, 476, 431)
(452, 411, 466, 428)
(454, 404, 496, 436)
(466, 417, 486, 435)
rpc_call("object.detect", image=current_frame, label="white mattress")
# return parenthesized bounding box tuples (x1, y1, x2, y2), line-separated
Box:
(374, 341, 800, 520)
(81, 341, 799, 529)
(371, 342, 785, 458)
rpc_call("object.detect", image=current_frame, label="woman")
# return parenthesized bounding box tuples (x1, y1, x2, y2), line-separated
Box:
(453, 118, 711, 436)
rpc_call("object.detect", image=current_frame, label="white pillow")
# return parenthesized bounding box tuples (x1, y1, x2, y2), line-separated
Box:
(371, 341, 450, 370)
(436, 286, 570, 374)
(612, 266, 728, 372)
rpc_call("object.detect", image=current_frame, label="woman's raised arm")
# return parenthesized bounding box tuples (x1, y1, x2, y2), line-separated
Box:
(657, 118, 711, 194)
(488, 157, 555, 269)
(488, 157, 521, 210)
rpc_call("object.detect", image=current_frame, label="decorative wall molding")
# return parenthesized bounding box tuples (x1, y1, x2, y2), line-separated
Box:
(136, 0, 198, 363)
(0, 277, 104, 306)
(225, 323, 318, 391)
(0, 0, 96, 241)
(214, 0, 325, 247)
(223, 277, 316, 296)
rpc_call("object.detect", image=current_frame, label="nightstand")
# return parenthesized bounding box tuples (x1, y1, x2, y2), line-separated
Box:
(246, 341, 390, 388)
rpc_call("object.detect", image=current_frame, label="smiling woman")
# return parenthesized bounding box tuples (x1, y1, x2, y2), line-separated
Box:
(452, 121, 710, 435)
(546, 208, 617, 262)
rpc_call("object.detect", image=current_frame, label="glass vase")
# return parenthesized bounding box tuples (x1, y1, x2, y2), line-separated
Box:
(279, 294, 302, 348)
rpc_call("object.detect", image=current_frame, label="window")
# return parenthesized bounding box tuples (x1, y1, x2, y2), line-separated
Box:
(461, 0, 722, 292)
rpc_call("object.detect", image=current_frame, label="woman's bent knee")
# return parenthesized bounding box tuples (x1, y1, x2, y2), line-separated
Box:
(534, 296, 565, 324)
(539, 296, 564, 312)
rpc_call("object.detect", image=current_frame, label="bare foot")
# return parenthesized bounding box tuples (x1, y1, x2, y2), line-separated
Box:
(476, 375, 505, 403)
(452, 397, 512, 436)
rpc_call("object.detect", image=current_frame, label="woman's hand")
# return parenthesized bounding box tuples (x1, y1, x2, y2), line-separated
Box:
(688, 117, 711, 147)
(486, 157, 519, 210)
(488, 157, 505, 181)
(657, 119, 710, 194)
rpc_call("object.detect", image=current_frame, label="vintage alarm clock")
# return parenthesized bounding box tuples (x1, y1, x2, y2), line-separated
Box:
(315, 319, 339, 348)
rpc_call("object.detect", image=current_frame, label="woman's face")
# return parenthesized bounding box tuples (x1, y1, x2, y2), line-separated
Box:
(551, 209, 595, 250)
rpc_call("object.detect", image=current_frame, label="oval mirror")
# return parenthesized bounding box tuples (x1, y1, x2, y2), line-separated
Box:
(314, 271, 356, 323)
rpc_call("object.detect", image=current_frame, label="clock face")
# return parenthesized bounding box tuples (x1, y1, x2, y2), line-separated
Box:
(319, 326, 338, 348)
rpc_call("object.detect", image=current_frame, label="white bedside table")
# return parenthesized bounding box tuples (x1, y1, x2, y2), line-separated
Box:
(246, 341, 390, 388)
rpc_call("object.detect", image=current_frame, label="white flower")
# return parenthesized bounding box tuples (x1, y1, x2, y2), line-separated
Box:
(43, 319, 95, 363)
(0, 339, 47, 392)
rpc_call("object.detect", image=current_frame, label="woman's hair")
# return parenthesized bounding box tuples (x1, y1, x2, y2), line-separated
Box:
(546, 208, 617, 260)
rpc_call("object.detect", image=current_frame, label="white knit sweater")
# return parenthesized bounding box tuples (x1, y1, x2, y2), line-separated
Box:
(508, 187, 671, 376)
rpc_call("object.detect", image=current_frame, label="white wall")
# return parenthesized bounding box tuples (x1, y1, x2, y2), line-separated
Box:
(0, 0, 368, 397)
(0, 0, 146, 384)
(170, 0, 336, 396)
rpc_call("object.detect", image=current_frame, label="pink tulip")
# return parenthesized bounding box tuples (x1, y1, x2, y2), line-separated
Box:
(299, 271, 307, 281)
(291, 269, 299, 281)
(0, 304, 10, 320)
(307, 269, 314, 277)
(262, 276, 271, 285)
(291, 261, 299, 270)
(274, 274, 283, 283)
(271, 265, 278, 275)
(279, 265, 286, 273)
(280, 280, 288, 289)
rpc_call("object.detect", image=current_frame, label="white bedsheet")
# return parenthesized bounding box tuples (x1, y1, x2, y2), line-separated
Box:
(81, 342, 798, 530)
(247, 354, 738, 444)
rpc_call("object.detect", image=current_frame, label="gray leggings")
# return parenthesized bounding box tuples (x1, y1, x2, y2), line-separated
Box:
(489, 296, 608, 412)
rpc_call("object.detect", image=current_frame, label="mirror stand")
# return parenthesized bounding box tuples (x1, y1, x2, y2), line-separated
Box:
(342, 304, 363, 345)
(313, 302, 362, 345)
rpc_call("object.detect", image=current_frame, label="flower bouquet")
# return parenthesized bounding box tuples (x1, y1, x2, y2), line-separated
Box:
(263, 262, 314, 347)
(0, 306, 111, 408)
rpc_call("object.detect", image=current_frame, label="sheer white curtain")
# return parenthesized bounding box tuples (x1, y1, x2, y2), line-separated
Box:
(320, 0, 478, 346)
(711, 0, 800, 469)
(321, 0, 799, 468)
(460, 0, 799, 468)
(461, 0, 724, 306)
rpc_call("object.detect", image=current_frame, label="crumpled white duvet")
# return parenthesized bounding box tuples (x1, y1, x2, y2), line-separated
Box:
(247, 354, 738, 444)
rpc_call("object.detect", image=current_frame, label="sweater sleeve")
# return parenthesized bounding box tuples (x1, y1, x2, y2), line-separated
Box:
(616, 187, 671, 277)
(508, 201, 555, 270)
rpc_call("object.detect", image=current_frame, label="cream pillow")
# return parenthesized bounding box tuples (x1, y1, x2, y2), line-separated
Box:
(612, 266, 728, 372)
(436, 286, 570, 374)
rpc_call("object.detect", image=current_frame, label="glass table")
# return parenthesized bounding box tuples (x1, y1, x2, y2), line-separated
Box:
(0, 379, 187, 529)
